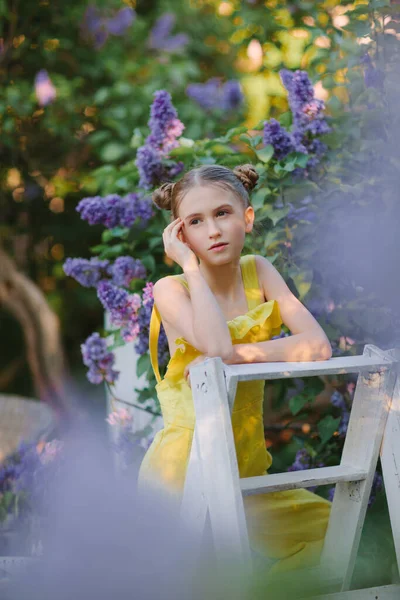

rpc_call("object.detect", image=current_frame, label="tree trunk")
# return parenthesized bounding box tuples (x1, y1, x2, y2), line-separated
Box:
(0, 247, 77, 420)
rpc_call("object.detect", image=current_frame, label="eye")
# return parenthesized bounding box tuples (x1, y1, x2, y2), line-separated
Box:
(189, 210, 229, 225)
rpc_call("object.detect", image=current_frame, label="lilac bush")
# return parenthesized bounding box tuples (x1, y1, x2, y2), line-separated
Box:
(136, 90, 185, 190)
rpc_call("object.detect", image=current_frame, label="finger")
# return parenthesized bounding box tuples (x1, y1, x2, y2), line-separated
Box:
(165, 218, 181, 231)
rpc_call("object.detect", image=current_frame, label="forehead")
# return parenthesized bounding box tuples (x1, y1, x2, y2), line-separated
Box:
(179, 184, 239, 218)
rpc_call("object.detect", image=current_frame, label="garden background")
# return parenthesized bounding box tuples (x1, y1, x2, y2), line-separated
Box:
(1, 0, 400, 587)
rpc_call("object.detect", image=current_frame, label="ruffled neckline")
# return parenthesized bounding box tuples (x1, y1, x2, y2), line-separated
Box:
(174, 299, 281, 349)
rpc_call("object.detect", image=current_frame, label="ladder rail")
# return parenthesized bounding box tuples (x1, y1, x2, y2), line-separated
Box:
(181, 344, 399, 593)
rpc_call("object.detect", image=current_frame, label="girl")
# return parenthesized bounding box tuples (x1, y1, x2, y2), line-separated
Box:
(138, 164, 332, 573)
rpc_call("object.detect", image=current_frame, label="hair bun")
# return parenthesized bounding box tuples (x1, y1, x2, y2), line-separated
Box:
(152, 182, 175, 211)
(233, 164, 259, 193)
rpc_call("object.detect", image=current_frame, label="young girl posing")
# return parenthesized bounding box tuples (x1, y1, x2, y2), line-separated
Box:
(138, 164, 332, 573)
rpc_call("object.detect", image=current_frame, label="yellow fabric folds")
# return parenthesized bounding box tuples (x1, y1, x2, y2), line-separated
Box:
(139, 254, 331, 572)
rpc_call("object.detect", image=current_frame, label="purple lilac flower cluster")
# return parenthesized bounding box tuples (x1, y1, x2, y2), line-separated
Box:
(287, 448, 322, 492)
(263, 119, 294, 160)
(63, 256, 147, 289)
(147, 13, 189, 53)
(76, 193, 153, 229)
(63, 257, 111, 288)
(330, 390, 350, 437)
(135, 90, 185, 190)
(111, 257, 147, 287)
(186, 78, 244, 113)
(81, 332, 119, 384)
(262, 69, 330, 170)
(81, 5, 135, 50)
(133, 282, 169, 368)
(328, 471, 383, 507)
(97, 281, 141, 343)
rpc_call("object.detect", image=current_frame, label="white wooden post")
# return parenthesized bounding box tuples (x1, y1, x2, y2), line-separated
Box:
(320, 345, 397, 589)
(380, 349, 400, 575)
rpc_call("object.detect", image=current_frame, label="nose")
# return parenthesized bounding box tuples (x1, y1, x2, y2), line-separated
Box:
(207, 218, 222, 239)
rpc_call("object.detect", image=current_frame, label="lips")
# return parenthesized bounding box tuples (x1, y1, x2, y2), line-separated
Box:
(209, 243, 228, 250)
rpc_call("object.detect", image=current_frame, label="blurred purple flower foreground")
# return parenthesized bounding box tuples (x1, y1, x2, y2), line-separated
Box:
(148, 13, 189, 53)
(81, 5, 135, 49)
(34, 70, 56, 106)
(135, 90, 185, 189)
(186, 78, 244, 113)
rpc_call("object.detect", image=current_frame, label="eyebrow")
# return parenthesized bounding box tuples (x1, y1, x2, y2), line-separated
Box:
(184, 204, 234, 221)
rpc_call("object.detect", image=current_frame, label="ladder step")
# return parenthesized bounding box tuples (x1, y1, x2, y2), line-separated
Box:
(224, 355, 393, 382)
(240, 465, 368, 496)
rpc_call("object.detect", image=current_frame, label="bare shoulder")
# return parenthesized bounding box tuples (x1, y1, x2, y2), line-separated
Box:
(153, 275, 190, 299)
(153, 275, 207, 352)
(254, 254, 291, 301)
(254, 254, 330, 345)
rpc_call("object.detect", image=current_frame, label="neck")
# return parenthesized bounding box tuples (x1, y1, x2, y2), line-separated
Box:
(198, 256, 243, 302)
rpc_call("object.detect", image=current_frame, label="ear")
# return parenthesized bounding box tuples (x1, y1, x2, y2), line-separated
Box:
(244, 206, 255, 234)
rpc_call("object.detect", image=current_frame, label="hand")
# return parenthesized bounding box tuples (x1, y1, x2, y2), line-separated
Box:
(183, 354, 210, 388)
(162, 217, 198, 271)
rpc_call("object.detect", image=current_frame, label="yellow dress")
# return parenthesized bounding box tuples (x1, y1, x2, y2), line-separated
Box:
(138, 254, 331, 573)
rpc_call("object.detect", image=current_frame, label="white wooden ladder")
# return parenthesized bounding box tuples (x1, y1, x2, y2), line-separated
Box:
(180, 344, 400, 598)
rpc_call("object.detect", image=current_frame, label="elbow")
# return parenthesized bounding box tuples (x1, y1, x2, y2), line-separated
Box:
(207, 343, 234, 362)
(314, 338, 332, 361)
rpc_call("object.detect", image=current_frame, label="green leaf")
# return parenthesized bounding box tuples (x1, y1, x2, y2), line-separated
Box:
(140, 254, 156, 273)
(137, 353, 150, 378)
(217, 125, 248, 143)
(102, 227, 129, 243)
(169, 146, 194, 158)
(249, 135, 263, 148)
(318, 415, 341, 445)
(294, 153, 310, 168)
(98, 243, 129, 259)
(209, 143, 235, 155)
(289, 394, 309, 416)
(256, 145, 274, 164)
(100, 143, 127, 163)
(90, 244, 108, 254)
(284, 162, 296, 172)
(269, 206, 289, 226)
(252, 188, 271, 211)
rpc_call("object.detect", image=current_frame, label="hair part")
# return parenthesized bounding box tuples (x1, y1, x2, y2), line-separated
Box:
(152, 164, 259, 220)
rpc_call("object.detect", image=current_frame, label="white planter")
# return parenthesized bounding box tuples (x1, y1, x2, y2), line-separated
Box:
(104, 313, 163, 451)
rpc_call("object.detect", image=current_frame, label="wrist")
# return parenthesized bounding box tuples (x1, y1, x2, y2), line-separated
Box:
(182, 257, 200, 275)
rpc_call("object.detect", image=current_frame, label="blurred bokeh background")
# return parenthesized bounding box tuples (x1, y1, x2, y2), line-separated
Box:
(1, 0, 400, 579)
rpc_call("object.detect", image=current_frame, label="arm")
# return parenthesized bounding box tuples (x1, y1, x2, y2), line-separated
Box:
(153, 263, 233, 359)
(225, 256, 332, 364)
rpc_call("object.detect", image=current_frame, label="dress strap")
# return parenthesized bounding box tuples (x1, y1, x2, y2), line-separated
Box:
(149, 302, 162, 384)
(240, 254, 265, 310)
(149, 275, 185, 385)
